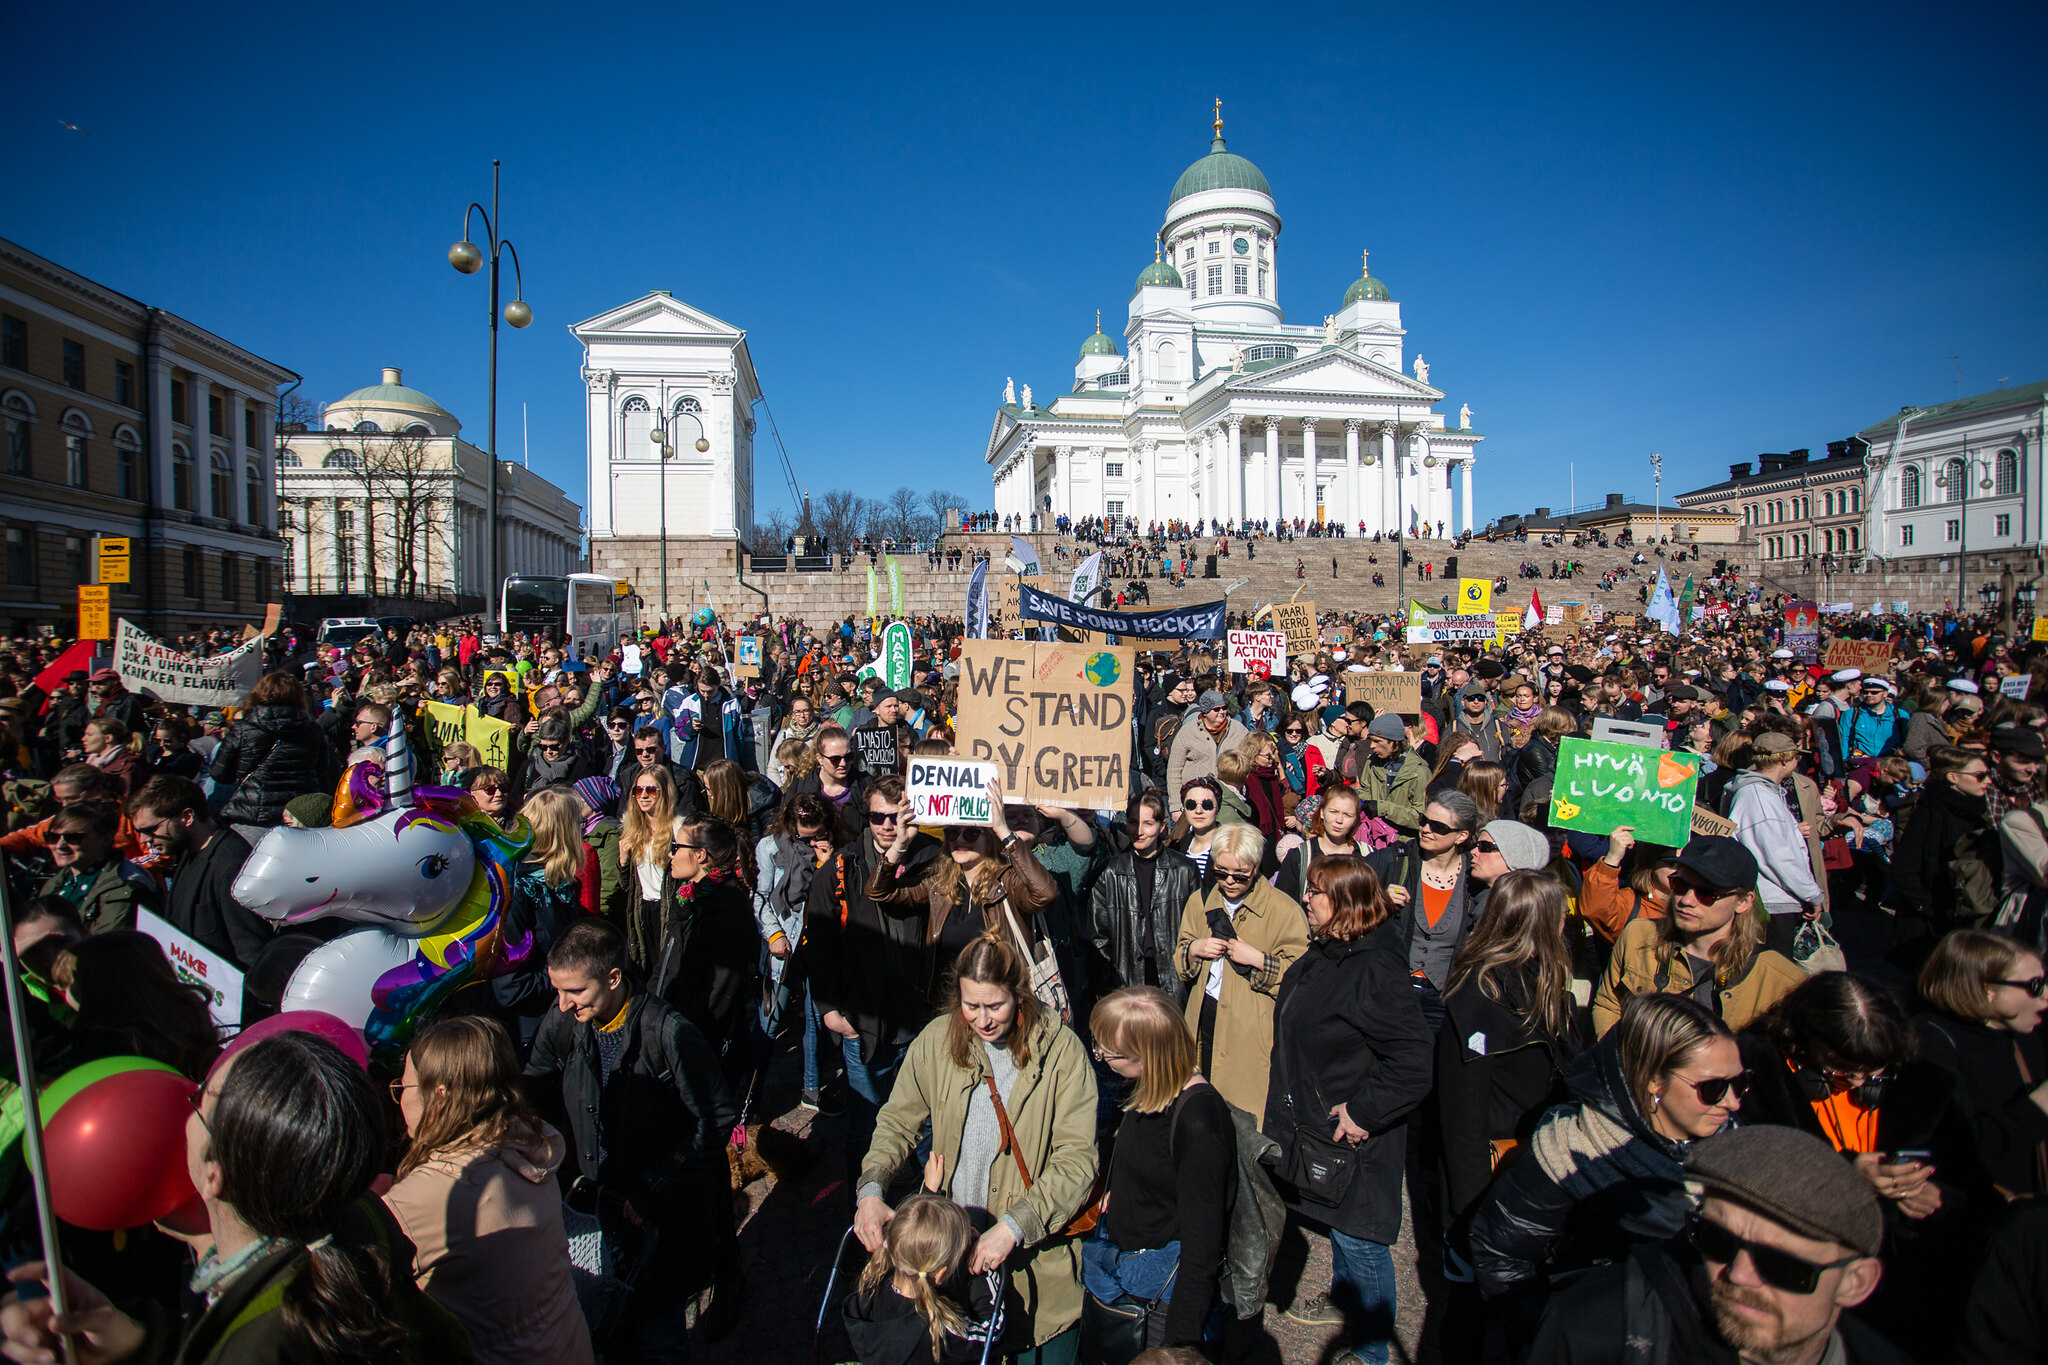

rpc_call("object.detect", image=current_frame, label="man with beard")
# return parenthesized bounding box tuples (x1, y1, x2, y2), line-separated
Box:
(1526, 1125, 1902, 1364)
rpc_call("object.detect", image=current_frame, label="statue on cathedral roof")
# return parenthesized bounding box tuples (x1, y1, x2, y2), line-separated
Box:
(1004, 377, 1016, 406)
(1414, 354, 1429, 385)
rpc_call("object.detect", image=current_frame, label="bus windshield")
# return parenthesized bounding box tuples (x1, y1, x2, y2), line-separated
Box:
(502, 577, 567, 635)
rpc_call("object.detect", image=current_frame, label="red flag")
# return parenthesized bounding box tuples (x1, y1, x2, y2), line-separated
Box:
(32, 641, 94, 712)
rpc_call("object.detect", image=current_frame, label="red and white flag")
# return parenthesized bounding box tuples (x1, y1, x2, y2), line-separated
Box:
(1523, 588, 1544, 630)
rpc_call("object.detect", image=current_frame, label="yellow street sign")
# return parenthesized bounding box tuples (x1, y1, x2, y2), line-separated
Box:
(78, 585, 110, 639)
(98, 536, 130, 585)
(614, 579, 632, 597)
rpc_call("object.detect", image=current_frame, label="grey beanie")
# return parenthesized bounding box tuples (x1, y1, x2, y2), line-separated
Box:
(1367, 713, 1407, 741)
(1483, 819, 1550, 872)
(1195, 689, 1230, 712)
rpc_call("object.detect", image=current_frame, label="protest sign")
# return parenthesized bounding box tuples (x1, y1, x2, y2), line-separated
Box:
(138, 908, 243, 1032)
(736, 636, 762, 678)
(1562, 603, 1587, 627)
(954, 639, 1134, 809)
(1408, 614, 1498, 644)
(1342, 671, 1423, 718)
(1691, 807, 1736, 839)
(425, 701, 468, 754)
(1591, 717, 1668, 749)
(1267, 599, 1318, 655)
(1495, 612, 1521, 644)
(1227, 629, 1287, 675)
(2033, 617, 2048, 643)
(1821, 602, 1854, 616)
(114, 619, 263, 706)
(1017, 583, 1225, 641)
(852, 721, 900, 777)
(1457, 579, 1491, 614)
(1823, 639, 1896, 674)
(1547, 737, 1700, 847)
(879, 621, 913, 687)
(906, 757, 998, 826)
(2001, 675, 2033, 701)
(996, 579, 1021, 630)
(468, 711, 515, 768)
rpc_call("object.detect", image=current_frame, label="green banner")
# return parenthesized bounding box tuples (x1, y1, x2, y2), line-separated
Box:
(1678, 574, 1696, 626)
(881, 620, 913, 688)
(1547, 736, 1700, 848)
(887, 556, 903, 614)
(865, 565, 877, 617)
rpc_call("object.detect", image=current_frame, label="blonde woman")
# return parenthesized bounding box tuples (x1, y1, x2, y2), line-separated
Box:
(618, 764, 680, 973)
(1087, 986, 1235, 1349)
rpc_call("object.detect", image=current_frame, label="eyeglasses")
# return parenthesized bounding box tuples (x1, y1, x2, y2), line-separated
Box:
(867, 810, 905, 825)
(1992, 975, 2048, 998)
(388, 1079, 418, 1104)
(631, 784, 661, 795)
(1214, 866, 1255, 884)
(1675, 1069, 1754, 1106)
(1471, 838, 1499, 855)
(1691, 1218, 1859, 1295)
(1185, 798, 1216, 811)
(1091, 1045, 1128, 1064)
(1422, 817, 1462, 836)
(670, 842, 702, 855)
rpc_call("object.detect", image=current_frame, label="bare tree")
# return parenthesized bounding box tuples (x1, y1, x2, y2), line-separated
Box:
(326, 407, 455, 598)
(923, 488, 966, 535)
(275, 392, 324, 435)
(815, 489, 864, 555)
(757, 507, 794, 549)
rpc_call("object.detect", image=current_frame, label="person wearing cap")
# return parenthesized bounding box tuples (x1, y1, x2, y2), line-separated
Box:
(1165, 689, 1247, 818)
(1146, 674, 1199, 785)
(1982, 723, 2043, 828)
(1592, 836, 1805, 1036)
(1448, 679, 1513, 764)
(1470, 994, 1747, 1352)
(1354, 712, 1430, 837)
(1524, 1123, 1900, 1365)
(1839, 674, 1906, 761)
(1805, 669, 1862, 781)
(1724, 730, 1830, 957)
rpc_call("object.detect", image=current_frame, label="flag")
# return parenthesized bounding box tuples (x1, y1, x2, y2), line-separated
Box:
(865, 565, 877, 617)
(1647, 568, 1681, 636)
(1408, 601, 1430, 627)
(1458, 578, 1491, 614)
(1523, 588, 1544, 630)
(965, 559, 989, 639)
(1009, 536, 1041, 575)
(886, 556, 902, 614)
(1678, 573, 1695, 626)
(1070, 551, 1104, 609)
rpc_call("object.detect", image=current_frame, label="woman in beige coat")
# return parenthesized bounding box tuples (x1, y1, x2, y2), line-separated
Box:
(854, 934, 1099, 1360)
(383, 1015, 594, 1365)
(1175, 821, 1310, 1119)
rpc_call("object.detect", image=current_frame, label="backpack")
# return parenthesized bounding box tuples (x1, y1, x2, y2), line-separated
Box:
(1167, 1094, 1286, 1320)
(1947, 823, 2003, 930)
(1150, 713, 1183, 778)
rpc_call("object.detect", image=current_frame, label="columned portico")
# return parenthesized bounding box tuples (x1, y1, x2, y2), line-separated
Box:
(1300, 420, 1318, 525)
(1460, 458, 1474, 534)
(1226, 417, 1244, 528)
(1264, 417, 1282, 529)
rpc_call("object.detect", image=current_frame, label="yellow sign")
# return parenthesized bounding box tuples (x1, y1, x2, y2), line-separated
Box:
(1458, 578, 1491, 614)
(97, 537, 130, 585)
(614, 579, 632, 597)
(78, 585, 110, 639)
(426, 701, 468, 753)
(1495, 611, 1521, 645)
(2033, 617, 2048, 643)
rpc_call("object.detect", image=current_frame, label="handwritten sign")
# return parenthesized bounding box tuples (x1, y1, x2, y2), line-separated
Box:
(1548, 736, 1700, 847)
(1227, 629, 1287, 675)
(1268, 600, 1318, 656)
(853, 721, 901, 778)
(138, 908, 244, 1032)
(2001, 675, 2033, 701)
(1342, 670, 1424, 718)
(1823, 639, 1896, 674)
(114, 619, 263, 705)
(907, 757, 997, 826)
(954, 639, 1134, 810)
(736, 636, 762, 679)
(1691, 806, 1736, 839)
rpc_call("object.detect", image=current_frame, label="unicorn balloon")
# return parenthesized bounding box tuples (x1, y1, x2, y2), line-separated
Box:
(233, 715, 534, 1054)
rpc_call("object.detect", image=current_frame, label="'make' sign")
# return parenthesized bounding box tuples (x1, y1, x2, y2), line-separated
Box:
(955, 640, 1134, 809)
(907, 758, 997, 826)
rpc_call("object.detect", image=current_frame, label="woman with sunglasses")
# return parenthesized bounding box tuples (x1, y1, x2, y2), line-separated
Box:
(1914, 929, 2048, 1201)
(1172, 776, 1229, 884)
(618, 765, 680, 973)
(755, 792, 841, 1110)
(1891, 746, 2001, 967)
(1592, 835, 1805, 1038)
(37, 800, 159, 935)
(1469, 993, 1744, 1351)
(1276, 711, 1314, 796)
(656, 815, 760, 1099)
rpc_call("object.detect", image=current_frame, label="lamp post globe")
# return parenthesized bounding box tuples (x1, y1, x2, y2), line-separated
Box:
(695, 436, 710, 453)
(448, 240, 483, 274)
(503, 299, 532, 328)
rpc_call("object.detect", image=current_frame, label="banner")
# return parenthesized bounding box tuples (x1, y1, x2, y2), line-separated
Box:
(138, 907, 244, 1032)
(1547, 737, 1700, 848)
(1646, 569, 1679, 636)
(865, 565, 878, 617)
(1406, 614, 1499, 644)
(1070, 551, 1104, 610)
(966, 560, 989, 639)
(1823, 639, 1896, 674)
(1227, 630, 1287, 675)
(468, 711, 515, 768)
(886, 556, 903, 615)
(1016, 582, 1225, 640)
(426, 701, 468, 753)
(1342, 671, 1423, 717)
(1457, 578, 1491, 614)
(1269, 600, 1318, 656)
(954, 639, 1134, 808)
(880, 620, 913, 688)
(906, 757, 998, 826)
(1009, 536, 1041, 575)
(114, 619, 263, 706)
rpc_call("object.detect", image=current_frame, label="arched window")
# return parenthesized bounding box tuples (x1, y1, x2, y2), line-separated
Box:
(172, 443, 194, 510)
(113, 426, 141, 500)
(403, 423, 431, 437)
(1850, 485, 1862, 512)
(1155, 342, 1180, 382)
(278, 450, 302, 467)
(353, 420, 380, 434)
(1898, 466, 1920, 508)
(1943, 458, 1965, 503)
(674, 396, 701, 415)
(60, 407, 93, 438)
(1997, 449, 2018, 496)
(621, 395, 653, 461)
(323, 450, 360, 470)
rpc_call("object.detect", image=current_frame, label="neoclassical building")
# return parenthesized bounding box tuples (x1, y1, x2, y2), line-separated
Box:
(1861, 379, 2048, 562)
(986, 109, 1484, 534)
(276, 368, 582, 601)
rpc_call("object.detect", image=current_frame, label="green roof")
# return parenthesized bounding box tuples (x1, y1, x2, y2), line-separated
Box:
(1169, 135, 1272, 206)
(1343, 273, 1390, 305)
(1136, 259, 1183, 289)
(333, 382, 453, 416)
(1858, 378, 2048, 440)
(1079, 328, 1120, 358)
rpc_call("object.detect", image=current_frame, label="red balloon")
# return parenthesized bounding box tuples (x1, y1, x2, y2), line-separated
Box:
(43, 1069, 200, 1231)
(213, 1009, 369, 1075)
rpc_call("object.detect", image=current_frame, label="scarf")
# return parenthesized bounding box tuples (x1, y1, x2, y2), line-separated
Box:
(1506, 703, 1542, 750)
(779, 719, 819, 746)
(1202, 713, 1229, 739)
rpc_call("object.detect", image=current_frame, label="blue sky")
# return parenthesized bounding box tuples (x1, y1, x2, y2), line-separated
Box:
(8, 1, 2043, 532)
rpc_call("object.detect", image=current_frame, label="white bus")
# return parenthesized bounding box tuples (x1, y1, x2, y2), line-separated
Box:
(499, 573, 640, 659)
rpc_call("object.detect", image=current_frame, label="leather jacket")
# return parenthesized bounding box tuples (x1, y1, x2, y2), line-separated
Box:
(1087, 846, 1203, 1005)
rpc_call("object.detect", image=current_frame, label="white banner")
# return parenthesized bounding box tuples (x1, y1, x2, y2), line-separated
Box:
(138, 907, 244, 1033)
(1821, 602, 1854, 615)
(114, 619, 263, 706)
(1406, 617, 1499, 644)
(1227, 629, 1287, 675)
(906, 757, 998, 826)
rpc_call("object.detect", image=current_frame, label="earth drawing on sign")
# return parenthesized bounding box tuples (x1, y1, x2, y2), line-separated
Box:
(1084, 652, 1121, 687)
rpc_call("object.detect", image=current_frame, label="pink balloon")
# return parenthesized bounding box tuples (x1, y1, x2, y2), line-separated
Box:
(215, 1009, 369, 1074)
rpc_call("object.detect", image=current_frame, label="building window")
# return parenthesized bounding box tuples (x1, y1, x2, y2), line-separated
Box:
(278, 450, 301, 467)
(0, 317, 24, 371)
(1106, 500, 1124, 520)
(172, 445, 193, 510)
(1898, 466, 1920, 508)
(338, 508, 355, 534)
(65, 536, 85, 585)
(116, 443, 138, 499)
(280, 540, 294, 590)
(243, 408, 257, 446)
(1182, 246, 1193, 264)
(620, 396, 652, 459)
(1850, 486, 1861, 512)
(279, 508, 294, 531)
(675, 396, 702, 415)
(1207, 265, 1222, 296)
(170, 381, 187, 425)
(352, 420, 379, 435)
(1257, 267, 1267, 296)
(1997, 449, 2019, 496)
(182, 548, 201, 598)
(3, 528, 29, 585)
(206, 394, 223, 436)
(1944, 458, 1965, 503)
(1208, 241, 1220, 255)
(210, 451, 231, 516)
(4, 418, 25, 476)
(1105, 462, 1124, 478)
(65, 435, 86, 488)
(62, 341, 85, 391)
(1851, 526, 1861, 550)
(1997, 513, 2012, 536)
(115, 361, 135, 408)
(221, 551, 238, 601)
(1946, 519, 1960, 542)
(322, 450, 359, 470)
(1822, 491, 1833, 516)
(1898, 525, 1913, 548)
(246, 467, 264, 527)
(1233, 264, 1249, 294)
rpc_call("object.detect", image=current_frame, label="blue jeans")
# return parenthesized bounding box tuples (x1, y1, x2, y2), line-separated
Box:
(1083, 1235, 1181, 1304)
(843, 1034, 908, 1185)
(1328, 1230, 1396, 1363)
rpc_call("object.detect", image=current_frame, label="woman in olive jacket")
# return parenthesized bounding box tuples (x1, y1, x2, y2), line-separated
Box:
(1263, 854, 1432, 1365)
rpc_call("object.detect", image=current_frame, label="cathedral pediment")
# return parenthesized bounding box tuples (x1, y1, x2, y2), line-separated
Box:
(570, 291, 744, 342)
(1232, 348, 1440, 400)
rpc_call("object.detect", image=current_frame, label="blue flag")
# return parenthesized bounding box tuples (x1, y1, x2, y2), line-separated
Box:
(1647, 566, 1681, 636)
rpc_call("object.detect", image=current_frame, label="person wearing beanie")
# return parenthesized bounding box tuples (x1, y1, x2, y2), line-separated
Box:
(1524, 1123, 1901, 1365)
(1165, 688, 1247, 817)
(281, 791, 333, 828)
(1472, 819, 1550, 881)
(1354, 711, 1430, 837)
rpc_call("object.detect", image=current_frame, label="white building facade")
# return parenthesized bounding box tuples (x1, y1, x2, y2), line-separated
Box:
(987, 112, 1484, 534)
(1862, 379, 2048, 563)
(276, 368, 582, 601)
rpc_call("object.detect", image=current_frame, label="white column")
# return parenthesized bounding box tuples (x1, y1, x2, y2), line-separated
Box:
(220, 388, 246, 525)
(1301, 420, 1319, 526)
(1410, 431, 1429, 534)
(1226, 418, 1244, 529)
(1052, 446, 1069, 521)
(1345, 420, 1362, 534)
(1461, 458, 1474, 534)
(1138, 441, 1156, 529)
(146, 350, 176, 517)
(584, 371, 614, 537)
(1380, 422, 1398, 535)
(1264, 418, 1282, 531)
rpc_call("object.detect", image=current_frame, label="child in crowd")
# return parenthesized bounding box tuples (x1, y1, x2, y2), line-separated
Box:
(844, 1194, 1000, 1365)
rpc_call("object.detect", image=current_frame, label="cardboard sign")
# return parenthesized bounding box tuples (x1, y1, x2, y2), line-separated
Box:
(1823, 639, 1896, 674)
(1591, 716, 1669, 749)
(1269, 600, 1318, 656)
(852, 721, 901, 777)
(1613, 613, 1641, 633)
(1342, 670, 1424, 717)
(1691, 806, 1736, 839)
(77, 586, 110, 640)
(2001, 675, 2033, 701)
(113, 619, 263, 705)
(1562, 603, 1587, 627)
(2032, 617, 2048, 644)
(736, 636, 762, 678)
(1495, 612, 1522, 644)
(138, 908, 243, 1032)
(1547, 737, 1700, 847)
(1228, 629, 1287, 675)
(954, 639, 1134, 809)
(906, 757, 998, 826)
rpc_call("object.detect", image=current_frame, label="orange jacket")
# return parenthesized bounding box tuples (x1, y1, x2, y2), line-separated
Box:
(1578, 856, 1669, 944)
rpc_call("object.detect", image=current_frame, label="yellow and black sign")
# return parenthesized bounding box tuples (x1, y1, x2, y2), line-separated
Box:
(1458, 578, 1490, 614)
(97, 536, 130, 585)
(78, 585, 110, 639)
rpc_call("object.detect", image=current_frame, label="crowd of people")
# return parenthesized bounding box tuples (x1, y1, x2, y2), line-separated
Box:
(0, 592, 2043, 1365)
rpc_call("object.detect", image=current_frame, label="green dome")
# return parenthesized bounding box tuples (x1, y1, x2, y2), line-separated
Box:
(1136, 258, 1183, 289)
(1343, 273, 1390, 305)
(1169, 134, 1272, 206)
(1079, 327, 1121, 358)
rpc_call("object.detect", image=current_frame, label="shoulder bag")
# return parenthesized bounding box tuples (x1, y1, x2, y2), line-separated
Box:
(1000, 896, 1073, 1025)
(985, 1074, 1104, 1236)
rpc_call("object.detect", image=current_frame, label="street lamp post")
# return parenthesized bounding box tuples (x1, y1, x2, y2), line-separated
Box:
(447, 160, 532, 613)
(1650, 452, 1663, 543)
(649, 410, 710, 620)
(1935, 447, 1992, 614)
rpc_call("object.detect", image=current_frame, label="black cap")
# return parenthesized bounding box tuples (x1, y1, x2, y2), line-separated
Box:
(1990, 724, 2046, 759)
(1673, 835, 1759, 894)
(1565, 664, 1595, 684)
(1473, 658, 1506, 680)
(1665, 683, 1702, 701)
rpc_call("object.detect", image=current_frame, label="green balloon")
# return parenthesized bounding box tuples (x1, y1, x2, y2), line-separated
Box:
(39, 1056, 179, 1122)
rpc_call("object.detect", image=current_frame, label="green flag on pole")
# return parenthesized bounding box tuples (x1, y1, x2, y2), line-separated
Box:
(887, 556, 903, 615)
(1678, 574, 1696, 626)
(865, 565, 877, 617)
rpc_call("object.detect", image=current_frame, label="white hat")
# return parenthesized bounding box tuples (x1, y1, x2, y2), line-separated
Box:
(1831, 668, 1862, 683)
(1765, 679, 1791, 692)
(1333, 647, 1349, 660)
(1771, 648, 1795, 660)
(1290, 682, 1324, 710)
(1947, 677, 1981, 695)
(1604, 633, 1618, 642)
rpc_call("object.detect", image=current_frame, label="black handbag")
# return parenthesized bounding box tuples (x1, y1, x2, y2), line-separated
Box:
(1275, 1120, 1359, 1208)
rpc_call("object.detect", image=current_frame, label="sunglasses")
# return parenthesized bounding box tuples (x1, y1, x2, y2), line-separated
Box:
(1185, 798, 1216, 811)
(1992, 975, 2048, 998)
(631, 784, 661, 795)
(1091, 1045, 1128, 1064)
(1691, 1218, 1859, 1295)
(1676, 1069, 1754, 1106)
(1671, 871, 1739, 902)
(1471, 838, 1499, 854)
(538, 743, 563, 754)
(1214, 867, 1255, 884)
(867, 810, 904, 825)
(1422, 817, 1462, 836)
(670, 842, 702, 855)
(46, 832, 87, 847)
(1283, 728, 1304, 737)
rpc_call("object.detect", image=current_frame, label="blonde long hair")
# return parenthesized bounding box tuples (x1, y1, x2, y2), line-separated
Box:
(856, 1194, 970, 1361)
(702, 758, 749, 826)
(620, 765, 677, 868)
(521, 787, 583, 886)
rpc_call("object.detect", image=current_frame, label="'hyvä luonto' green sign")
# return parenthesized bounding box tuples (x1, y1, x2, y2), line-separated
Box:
(1547, 737, 1700, 848)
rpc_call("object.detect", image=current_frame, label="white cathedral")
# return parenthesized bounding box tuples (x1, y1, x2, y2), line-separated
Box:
(987, 107, 1483, 535)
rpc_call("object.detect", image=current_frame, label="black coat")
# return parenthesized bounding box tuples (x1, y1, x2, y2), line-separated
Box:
(1263, 921, 1433, 1242)
(1436, 963, 1585, 1221)
(804, 832, 945, 1062)
(1954, 1202, 2048, 1365)
(210, 704, 334, 826)
(650, 874, 760, 1049)
(1086, 846, 1203, 1005)
(163, 826, 270, 970)
(1891, 780, 1998, 933)
(1914, 1011, 2048, 1199)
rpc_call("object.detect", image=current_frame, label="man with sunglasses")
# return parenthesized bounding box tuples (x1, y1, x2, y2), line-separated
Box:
(1527, 1125, 1894, 1365)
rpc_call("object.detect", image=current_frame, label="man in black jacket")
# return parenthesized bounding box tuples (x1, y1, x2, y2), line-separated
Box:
(128, 775, 268, 969)
(527, 918, 734, 1360)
